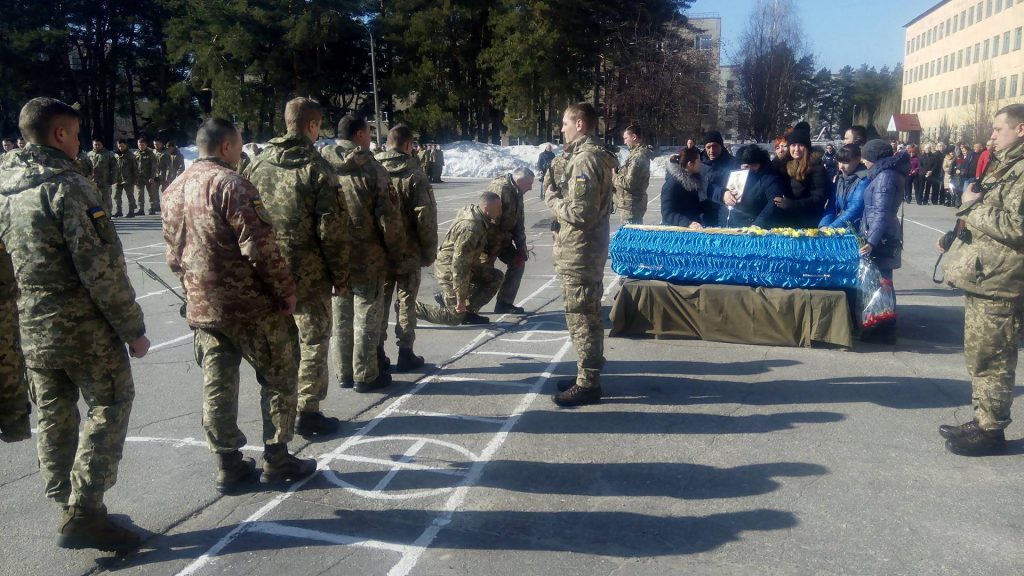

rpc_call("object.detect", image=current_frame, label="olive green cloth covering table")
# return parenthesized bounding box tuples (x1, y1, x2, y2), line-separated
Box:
(609, 280, 854, 348)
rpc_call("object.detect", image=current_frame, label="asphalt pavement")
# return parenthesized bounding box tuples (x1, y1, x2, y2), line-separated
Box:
(0, 177, 1021, 576)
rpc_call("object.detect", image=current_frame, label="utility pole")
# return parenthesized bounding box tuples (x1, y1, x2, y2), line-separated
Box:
(363, 23, 383, 148)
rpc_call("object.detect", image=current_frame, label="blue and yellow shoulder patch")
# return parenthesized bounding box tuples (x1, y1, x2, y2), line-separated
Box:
(87, 206, 106, 219)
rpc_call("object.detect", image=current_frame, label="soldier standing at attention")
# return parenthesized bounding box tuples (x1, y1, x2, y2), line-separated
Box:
(322, 116, 405, 392)
(545, 102, 617, 407)
(244, 98, 350, 438)
(135, 137, 158, 215)
(0, 97, 151, 551)
(375, 124, 438, 371)
(0, 242, 28, 443)
(416, 193, 504, 326)
(113, 139, 136, 217)
(433, 144, 445, 183)
(421, 144, 434, 184)
(938, 103, 1024, 456)
(166, 141, 186, 185)
(88, 139, 116, 212)
(163, 117, 316, 492)
(613, 124, 654, 225)
(485, 167, 532, 314)
(154, 137, 169, 195)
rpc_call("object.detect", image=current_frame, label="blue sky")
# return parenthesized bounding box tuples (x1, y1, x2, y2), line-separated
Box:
(685, 0, 932, 71)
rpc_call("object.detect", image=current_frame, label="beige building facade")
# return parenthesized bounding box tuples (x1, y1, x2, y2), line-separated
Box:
(902, 0, 1024, 144)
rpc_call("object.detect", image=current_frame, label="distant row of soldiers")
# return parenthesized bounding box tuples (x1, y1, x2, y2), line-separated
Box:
(413, 142, 445, 183)
(82, 138, 186, 217)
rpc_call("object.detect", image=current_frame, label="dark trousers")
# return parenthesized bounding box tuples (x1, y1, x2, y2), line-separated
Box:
(913, 175, 927, 204)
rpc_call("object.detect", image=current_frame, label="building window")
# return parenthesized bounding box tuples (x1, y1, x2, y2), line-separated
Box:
(993, 35, 999, 55)
(987, 0, 992, 17)
(984, 39, 990, 59)
(989, 79, 996, 99)
(1004, 31, 1011, 54)
(958, 49, 964, 68)
(696, 35, 713, 50)
(975, 43, 981, 61)
(997, 0, 1003, 11)
(944, 55, 950, 72)
(1011, 75, 1019, 97)
(979, 2, 985, 20)
(969, 6, 975, 24)
(999, 77, 1007, 98)
(1016, 27, 1022, 50)
(956, 88, 961, 106)
(948, 89, 954, 105)
(971, 85, 977, 103)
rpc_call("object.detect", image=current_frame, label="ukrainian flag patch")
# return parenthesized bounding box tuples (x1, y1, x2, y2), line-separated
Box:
(87, 206, 106, 219)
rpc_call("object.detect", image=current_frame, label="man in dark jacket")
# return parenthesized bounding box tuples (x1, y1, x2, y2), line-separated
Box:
(719, 145, 785, 228)
(701, 130, 738, 227)
(537, 144, 555, 199)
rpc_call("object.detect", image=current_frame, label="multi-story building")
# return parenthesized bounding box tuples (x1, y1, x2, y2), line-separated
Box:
(902, 0, 1024, 144)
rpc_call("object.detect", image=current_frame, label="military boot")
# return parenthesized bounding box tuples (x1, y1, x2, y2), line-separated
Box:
(56, 505, 141, 553)
(216, 450, 258, 495)
(338, 378, 354, 389)
(260, 444, 317, 485)
(552, 384, 602, 408)
(944, 423, 1006, 456)
(938, 419, 980, 440)
(355, 371, 392, 393)
(396, 348, 425, 372)
(494, 302, 525, 314)
(296, 411, 341, 438)
(461, 312, 490, 325)
(377, 346, 392, 373)
(434, 290, 445, 307)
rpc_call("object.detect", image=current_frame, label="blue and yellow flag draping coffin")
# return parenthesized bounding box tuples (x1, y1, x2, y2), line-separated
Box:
(610, 225, 861, 290)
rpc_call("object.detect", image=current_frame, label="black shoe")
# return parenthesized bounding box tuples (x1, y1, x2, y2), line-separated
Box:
(215, 450, 258, 495)
(296, 411, 341, 438)
(434, 290, 445, 307)
(494, 302, 525, 314)
(461, 312, 490, 325)
(377, 346, 391, 373)
(339, 378, 354, 389)
(552, 384, 602, 407)
(939, 419, 980, 440)
(944, 424, 1006, 456)
(354, 372, 392, 393)
(112, 211, 123, 218)
(556, 378, 577, 393)
(148, 209, 159, 215)
(125, 211, 135, 218)
(56, 505, 141, 553)
(396, 348, 425, 371)
(260, 444, 317, 484)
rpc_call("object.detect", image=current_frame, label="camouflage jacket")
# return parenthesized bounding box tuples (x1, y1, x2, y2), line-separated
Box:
(0, 145, 145, 366)
(167, 152, 186, 184)
(75, 151, 93, 179)
(943, 141, 1024, 300)
(613, 144, 654, 210)
(375, 149, 438, 273)
(88, 149, 116, 188)
(155, 149, 170, 183)
(136, 147, 157, 181)
(244, 133, 349, 302)
(162, 157, 296, 329)
(418, 149, 431, 167)
(321, 140, 405, 283)
(485, 174, 526, 258)
(546, 135, 617, 282)
(114, 149, 136, 185)
(436, 204, 491, 304)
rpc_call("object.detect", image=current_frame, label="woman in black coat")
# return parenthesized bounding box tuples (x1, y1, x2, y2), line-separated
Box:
(718, 145, 786, 228)
(773, 128, 827, 228)
(660, 147, 705, 228)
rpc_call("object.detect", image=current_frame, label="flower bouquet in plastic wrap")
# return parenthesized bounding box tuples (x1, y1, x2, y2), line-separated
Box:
(857, 256, 896, 335)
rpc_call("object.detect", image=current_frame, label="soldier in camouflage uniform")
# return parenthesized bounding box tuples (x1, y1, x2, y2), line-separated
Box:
(112, 139, 136, 218)
(546, 102, 617, 407)
(75, 149, 93, 179)
(420, 145, 433, 183)
(244, 98, 350, 438)
(613, 124, 654, 225)
(88, 139, 116, 212)
(153, 138, 169, 193)
(0, 243, 28, 443)
(163, 117, 316, 492)
(135, 137, 159, 215)
(166, 141, 186, 185)
(484, 168, 533, 314)
(433, 144, 445, 183)
(416, 194, 504, 327)
(375, 125, 438, 371)
(939, 103, 1024, 456)
(0, 98, 151, 551)
(322, 116, 405, 392)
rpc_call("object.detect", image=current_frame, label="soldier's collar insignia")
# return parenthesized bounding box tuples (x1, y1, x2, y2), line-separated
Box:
(87, 206, 106, 219)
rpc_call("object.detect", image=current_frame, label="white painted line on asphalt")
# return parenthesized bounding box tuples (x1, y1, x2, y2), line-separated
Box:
(330, 454, 467, 477)
(470, 350, 556, 360)
(905, 217, 945, 234)
(372, 439, 428, 492)
(149, 334, 192, 352)
(124, 435, 262, 453)
(123, 242, 166, 251)
(249, 522, 414, 555)
(387, 338, 575, 576)
(393, 409, 507, 425)
(135, 286, 182, 301)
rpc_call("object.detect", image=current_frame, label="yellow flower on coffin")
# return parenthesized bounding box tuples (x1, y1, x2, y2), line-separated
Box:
(805, 229, 820, 237)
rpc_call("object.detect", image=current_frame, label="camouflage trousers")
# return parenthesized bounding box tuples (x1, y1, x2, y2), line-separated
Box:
(136, 181, 160, 212)
(491, 243, 526, 307)
(114, 183, 137, 215)
(380, 271, 422, 351)
(332, 275, 386, 384)
(295, 293, 332, 413)
(617, 195, 647, 226)
(964, 295, 1024, 430)
(561, 278, 606, 388)
(0, 296, 28, 440)
(28, 348, 134, 509)
(416, 264, 504, 326)
(193, 315, 299, 453)
(97, 184, 113, 214)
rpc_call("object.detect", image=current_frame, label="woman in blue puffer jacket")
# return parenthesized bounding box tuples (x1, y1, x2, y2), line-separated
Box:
(819, 143, 867, 231)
